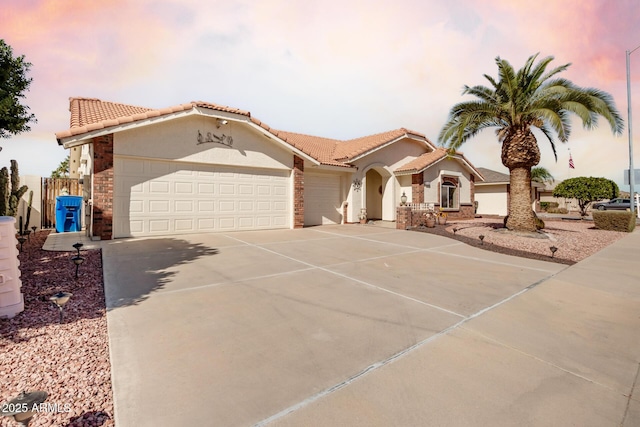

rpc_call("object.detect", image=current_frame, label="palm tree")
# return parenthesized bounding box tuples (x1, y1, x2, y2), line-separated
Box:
(531, 166, 554, 186)
(439, 54, 623, 231)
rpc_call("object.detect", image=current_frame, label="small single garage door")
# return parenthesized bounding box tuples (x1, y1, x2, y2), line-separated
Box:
(304, 173, 341, 226)
(113, 157, 290, 238)
(474, 185, 508, 216)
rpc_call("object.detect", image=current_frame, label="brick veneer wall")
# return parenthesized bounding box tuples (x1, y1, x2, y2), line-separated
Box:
(470, 174, 475, 209)
(343, 202, 348, 224)
(411, 173, 424, 203)
(396, 204, 475, 229)
(93, 134, 114, 240)
(293, 155, 304, 228)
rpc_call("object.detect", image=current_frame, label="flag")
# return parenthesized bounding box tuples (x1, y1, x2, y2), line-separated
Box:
(569, 154, 575, 169)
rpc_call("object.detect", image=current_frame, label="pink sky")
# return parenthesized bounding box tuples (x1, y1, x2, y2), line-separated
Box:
(1, 0, 640, 187)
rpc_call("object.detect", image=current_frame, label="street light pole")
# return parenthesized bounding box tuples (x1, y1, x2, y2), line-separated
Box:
(627, 45, 640, 216)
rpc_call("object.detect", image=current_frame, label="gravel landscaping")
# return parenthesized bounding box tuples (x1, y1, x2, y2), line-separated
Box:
(414, 217, 629, 265)
(0, 231, 113, 427)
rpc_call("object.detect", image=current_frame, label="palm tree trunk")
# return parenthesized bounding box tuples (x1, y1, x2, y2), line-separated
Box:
(501, 127, 540, 232)
(506, 167, 536, 231)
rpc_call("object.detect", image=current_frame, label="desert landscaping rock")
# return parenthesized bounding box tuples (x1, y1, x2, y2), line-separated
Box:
(0, 231, 113, 427)
(416, 218, 627, 264)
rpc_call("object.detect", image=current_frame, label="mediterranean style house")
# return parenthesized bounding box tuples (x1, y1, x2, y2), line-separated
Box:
(57, 98, 484, 239)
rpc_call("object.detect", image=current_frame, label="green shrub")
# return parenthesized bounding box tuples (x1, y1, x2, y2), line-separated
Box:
(539, 201, 559, 211)
(547, 207, 568, 214)
(592, 211, 636, 232)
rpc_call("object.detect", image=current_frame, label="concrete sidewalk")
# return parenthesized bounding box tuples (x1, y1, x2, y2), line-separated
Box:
(103, 226, 640, 426)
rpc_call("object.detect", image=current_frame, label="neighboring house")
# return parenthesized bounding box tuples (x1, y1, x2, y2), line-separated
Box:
(538, 184, 581, 212)
(55, 98, 483, 240)
(474, 167, 544, 217)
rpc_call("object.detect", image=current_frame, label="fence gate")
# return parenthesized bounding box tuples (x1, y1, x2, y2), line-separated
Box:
(41, 178, 81, 229)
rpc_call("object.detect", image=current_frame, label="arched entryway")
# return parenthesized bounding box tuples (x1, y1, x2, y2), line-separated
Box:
(363, 165, 394, 221)
(366, 169, 383, 219)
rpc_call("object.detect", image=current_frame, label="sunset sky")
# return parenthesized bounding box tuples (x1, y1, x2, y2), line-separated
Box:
(2, 0, 640, 188)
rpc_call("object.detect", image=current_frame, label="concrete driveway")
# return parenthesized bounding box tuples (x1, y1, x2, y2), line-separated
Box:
(103, 225, 640, 426)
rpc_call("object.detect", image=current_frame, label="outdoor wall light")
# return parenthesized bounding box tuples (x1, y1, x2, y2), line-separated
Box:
(0, 390, 48, 426)
(71, 256, 84, 279)
(216, 118, 228, 128)
(50, 291, 72, 323)
(400, 192, 408, 206)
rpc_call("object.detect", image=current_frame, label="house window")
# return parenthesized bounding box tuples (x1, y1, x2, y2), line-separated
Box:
(440, 178, 459, 210)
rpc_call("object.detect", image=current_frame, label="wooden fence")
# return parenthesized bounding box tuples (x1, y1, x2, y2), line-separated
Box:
(41, 178, 81, 229)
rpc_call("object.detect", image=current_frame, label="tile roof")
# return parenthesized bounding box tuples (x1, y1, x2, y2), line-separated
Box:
(55, 98, 433, 170)
(395, 147, 448, 174)
(271, 131, 345, 167)
(476, 167, 510, 183)
(56, 98, 249, 140)
(333, 128, 428, 161)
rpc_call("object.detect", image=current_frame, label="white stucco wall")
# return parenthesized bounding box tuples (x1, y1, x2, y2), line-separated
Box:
(17, 175, 42, 232)
(423, 158, 473, 205)
(475, 184, 508, 216)
(114, 115, 293, 170)
(347, 138, 426, 222)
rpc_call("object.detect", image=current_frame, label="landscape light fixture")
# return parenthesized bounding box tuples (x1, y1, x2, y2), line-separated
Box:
(17, 236, 26, 252)
(549, 246, 558, 258)
(31, 226, 36, 234)
(71, 255, 84, 279)
(0, 390, 48, 426)
(49, 291, 72, 323)
(479, 235, 485, 245)
(72, 242, 83, 255)
(400, 192, 408, 206)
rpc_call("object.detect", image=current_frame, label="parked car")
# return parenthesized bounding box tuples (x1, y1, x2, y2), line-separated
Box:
(592, 198, 632, 211)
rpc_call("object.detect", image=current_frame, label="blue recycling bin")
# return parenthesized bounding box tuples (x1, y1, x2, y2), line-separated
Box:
(55, 195, 83, 233)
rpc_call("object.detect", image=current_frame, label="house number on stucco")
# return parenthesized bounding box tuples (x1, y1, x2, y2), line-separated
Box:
(197, 130, 233, 147)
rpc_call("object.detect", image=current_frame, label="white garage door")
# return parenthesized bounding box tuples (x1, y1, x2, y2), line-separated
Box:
(113, 158, 290, 238)
(304, 173, 341, 226)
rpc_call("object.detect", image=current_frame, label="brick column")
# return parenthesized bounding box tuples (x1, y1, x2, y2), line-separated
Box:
(93, 134, 114, 240)
(342, 202, 348, 224)
(470, 173, 476, 214)
(396, 206, 412, 229)
(293, 155, 304, 228)
(411, 173, 424, 203)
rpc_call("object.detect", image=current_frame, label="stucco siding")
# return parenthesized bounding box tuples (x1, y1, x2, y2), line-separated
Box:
(114, 115, 293, 170)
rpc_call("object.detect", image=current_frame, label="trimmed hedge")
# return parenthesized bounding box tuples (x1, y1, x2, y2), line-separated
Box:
(592, 210, 637, 232)
(540, 201, 559, 211)
(547, 207, 569, 214)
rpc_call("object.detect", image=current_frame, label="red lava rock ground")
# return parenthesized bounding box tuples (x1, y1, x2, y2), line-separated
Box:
(414, 217, 628, 265)
(0, 231, 113, 427)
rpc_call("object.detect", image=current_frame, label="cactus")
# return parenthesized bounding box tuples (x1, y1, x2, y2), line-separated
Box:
(0, 160, 28, 217)
(0, 167, 8, 216)
(24, 190, 33, 230)
(8, 160, 27, 217)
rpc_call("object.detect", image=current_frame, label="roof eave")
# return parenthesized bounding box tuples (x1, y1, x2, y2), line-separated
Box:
(57, 108, 200, 148)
